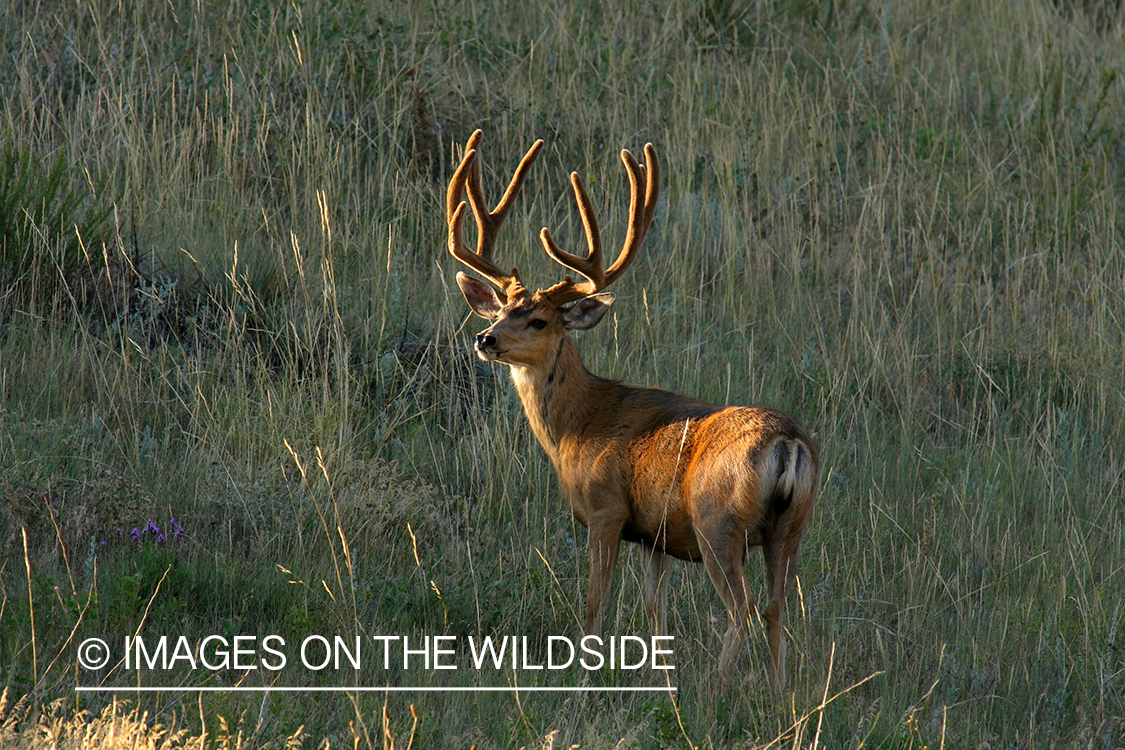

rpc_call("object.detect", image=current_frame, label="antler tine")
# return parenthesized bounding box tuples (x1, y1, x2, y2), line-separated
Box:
(541, 143, 660, 306)
(539, 170, 604, 297)
(446, 130, 543, 296)
(446, 138, 478, 227)
(643, 143, 660, 231)
(603, 144, 659, 285)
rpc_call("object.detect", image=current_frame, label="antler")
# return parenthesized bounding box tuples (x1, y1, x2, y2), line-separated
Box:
(540, 143, 659, 306)
(447, 129, 543, 297)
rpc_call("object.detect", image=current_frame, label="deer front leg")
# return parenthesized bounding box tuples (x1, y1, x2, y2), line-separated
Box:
(643, 546, 671, 636)
(584, 523, 623, 636)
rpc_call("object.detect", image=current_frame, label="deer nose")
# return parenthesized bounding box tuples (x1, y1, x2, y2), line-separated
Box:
(475, 332, 497, 350)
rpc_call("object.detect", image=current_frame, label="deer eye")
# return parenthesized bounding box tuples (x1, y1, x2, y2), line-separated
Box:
(528, 319, 548, 330)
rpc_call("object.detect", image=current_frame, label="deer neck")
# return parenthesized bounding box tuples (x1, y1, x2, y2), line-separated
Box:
(509, 336, 598, 462)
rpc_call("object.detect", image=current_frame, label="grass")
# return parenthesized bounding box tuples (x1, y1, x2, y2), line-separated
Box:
(1, 0, 1124, 747)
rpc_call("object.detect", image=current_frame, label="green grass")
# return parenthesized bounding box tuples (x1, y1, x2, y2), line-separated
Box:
(2, 0, 1124, 747)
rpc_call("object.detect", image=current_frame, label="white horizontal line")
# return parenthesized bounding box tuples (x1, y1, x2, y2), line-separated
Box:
(76, 686, 675, 693)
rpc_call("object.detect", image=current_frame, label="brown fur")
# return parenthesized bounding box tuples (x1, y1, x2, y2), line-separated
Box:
(448, 133, 820, 690)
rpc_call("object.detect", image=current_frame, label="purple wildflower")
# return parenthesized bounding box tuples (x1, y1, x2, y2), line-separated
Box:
(131, 527, 141, 542)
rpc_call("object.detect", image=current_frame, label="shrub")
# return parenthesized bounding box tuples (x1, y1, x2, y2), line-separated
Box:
(0, 135, 114, 310)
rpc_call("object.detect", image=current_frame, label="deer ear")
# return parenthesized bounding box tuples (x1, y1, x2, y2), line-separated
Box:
(457, 273, 505, 318)
(563, 293, 615, 330)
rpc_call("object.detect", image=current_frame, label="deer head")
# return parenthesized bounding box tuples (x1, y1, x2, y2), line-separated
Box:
(447, 130, 659, 370)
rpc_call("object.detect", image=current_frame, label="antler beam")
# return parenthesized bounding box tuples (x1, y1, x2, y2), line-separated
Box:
(540, 143, 659, 306)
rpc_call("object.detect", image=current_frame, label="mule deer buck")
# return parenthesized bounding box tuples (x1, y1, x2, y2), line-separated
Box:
(446, 130, 819, 689)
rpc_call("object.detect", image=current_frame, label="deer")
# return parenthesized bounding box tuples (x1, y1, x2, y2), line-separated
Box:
(445, 130, 819, 690)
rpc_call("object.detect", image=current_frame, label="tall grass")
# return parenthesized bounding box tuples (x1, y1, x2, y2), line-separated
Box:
(2, 0, 1123, 747)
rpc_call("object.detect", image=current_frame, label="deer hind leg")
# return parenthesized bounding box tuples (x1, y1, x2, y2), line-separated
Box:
(762, 537, 797, 690)
(584, 524, 623, 637)
(643, 546, 671, 637)
(696, 526, 754, 687)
